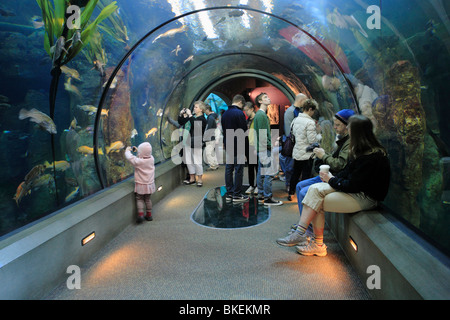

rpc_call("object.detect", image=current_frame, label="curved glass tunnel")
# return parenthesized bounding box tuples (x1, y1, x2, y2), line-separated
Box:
(0, 0, 449, 255)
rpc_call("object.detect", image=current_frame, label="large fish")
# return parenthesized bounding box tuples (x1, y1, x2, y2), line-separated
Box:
(145, 127, 157, 138)
(13, 181, 30, 206)
(77, 145, 104, 155)
(60, 65, 81, 80)
(50, 36, 68, 67)
(152, 25, 188, 43)
(65, 187, 80, 202)
(105, 141, 125, 154)
(24, 164, 46, 183)
(44, 160, 70, 171)
(19, 108, 57, 134)
(64, 77, 82, 98)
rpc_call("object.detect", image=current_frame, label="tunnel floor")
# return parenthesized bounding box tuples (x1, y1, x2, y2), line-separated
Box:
(45, 166, 370, 300)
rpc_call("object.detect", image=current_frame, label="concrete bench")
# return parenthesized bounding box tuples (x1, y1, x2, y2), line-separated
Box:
(325, 208, 450, 299)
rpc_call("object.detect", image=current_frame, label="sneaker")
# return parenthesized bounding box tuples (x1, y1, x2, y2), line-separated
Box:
(253, 187, 258, 195)
(264, 197, 283, 206)
(225, 194, 233, 201)
(296, 241, 327, 257)
(233, 194, 249, 202)
(245, 186, 254, 194)
(276, 231, 309, 247)
(136, 214, 145, 224)
(257, 195, 265, 203)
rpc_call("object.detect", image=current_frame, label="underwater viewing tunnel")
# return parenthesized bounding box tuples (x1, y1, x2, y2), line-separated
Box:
(0, 0, 450, 300)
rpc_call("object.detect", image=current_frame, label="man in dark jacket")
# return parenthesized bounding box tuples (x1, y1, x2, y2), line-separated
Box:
(221, 94, 249, 202)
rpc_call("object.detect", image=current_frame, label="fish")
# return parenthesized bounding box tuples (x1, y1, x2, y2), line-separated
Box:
(103, 76, 118, 89)
(78, 104, 97, 114)
(64, 77, 82, 98)
(25, 164, 46, 183)
(152, 25, 188, 43)
(30, 16, 44, 29)
(69, 117, 80, 130)
(228, 10, 244, 17)
(0, 103, 11, 109)
(326, 8, 368, 38)
(131, 128, 138, 139)
(50, 36, 68, 67)
(145, 127, 158, 138)
(215, 16, 227, 26)
(68, 29, 83, 49)
(106, 141, 125, 154)
(171, 44, 181, 56)
(156, 108, 163, 117)
(31, 174, 54, 189)
(19, 108, 57, 134)
(65, 187, 80, 202)
(44, 160, 70, 171)
(77, 146, 104, 155)
(60, 65, 81, 80)
(93, 60, 105, 77)
(183, 55, 194, 64)
(78, 105, 108, 116)
(13, 181, 30, 206)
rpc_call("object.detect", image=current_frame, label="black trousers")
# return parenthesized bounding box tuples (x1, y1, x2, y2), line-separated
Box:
(289, 159, 312, 195)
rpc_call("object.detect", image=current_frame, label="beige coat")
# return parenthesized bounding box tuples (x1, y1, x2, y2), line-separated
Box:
(291, 113, 321, 160)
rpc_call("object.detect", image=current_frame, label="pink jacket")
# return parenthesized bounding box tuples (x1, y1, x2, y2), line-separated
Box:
(125, 142, 155, 188)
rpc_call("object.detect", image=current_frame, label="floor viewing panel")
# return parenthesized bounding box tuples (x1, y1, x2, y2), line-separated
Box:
(191, 186, 270, 229)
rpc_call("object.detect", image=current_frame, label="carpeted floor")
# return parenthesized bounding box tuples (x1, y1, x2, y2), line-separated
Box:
(45, 166, 370, 300)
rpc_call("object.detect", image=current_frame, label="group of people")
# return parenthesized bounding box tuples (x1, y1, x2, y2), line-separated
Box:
(123, 91, 391, 258)
(221, 93, 284, 205)
(276, 94, 390, 257)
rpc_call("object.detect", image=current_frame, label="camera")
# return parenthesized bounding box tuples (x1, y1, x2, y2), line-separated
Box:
(305, 142, 320, 152)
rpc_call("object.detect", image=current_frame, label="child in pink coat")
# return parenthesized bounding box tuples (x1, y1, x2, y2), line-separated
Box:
(125, 142, 156, 223)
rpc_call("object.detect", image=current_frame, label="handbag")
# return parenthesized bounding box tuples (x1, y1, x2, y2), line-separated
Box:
(281, 124, 295, 157)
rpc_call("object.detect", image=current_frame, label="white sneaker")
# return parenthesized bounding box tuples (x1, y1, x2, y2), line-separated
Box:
(296, 241, 327, 257)
(245, 186, 254, 194)
(253, 187, 258, 195)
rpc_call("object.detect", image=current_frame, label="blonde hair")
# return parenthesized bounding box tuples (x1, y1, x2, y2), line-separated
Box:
(193, 100, 206, 113)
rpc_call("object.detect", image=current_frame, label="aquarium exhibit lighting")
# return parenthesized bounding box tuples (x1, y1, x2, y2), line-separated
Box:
(81, 232, 96, 246)
(349, 236, 358, 252)
(192, 0, 218, 39)
(168, 0, 218, 39)
(157, 185, 163, 192)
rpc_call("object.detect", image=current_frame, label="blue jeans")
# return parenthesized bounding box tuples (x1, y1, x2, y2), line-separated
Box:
(279, 148, 293, 188)
(225, 154, 245, 196)
(296, 175, 322, 214)
(257, 150, 274, 199)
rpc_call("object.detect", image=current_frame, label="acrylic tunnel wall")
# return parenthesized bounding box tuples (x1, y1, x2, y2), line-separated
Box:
(0, 0, 449, 256)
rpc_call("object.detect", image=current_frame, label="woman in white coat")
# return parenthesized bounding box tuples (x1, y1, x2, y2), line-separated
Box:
(288, 99, 321, 200)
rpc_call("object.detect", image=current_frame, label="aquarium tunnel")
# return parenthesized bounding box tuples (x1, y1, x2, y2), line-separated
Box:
(0, 0, 450, 299)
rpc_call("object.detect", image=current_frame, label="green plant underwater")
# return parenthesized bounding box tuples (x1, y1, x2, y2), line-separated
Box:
(36, 0, 118, 67)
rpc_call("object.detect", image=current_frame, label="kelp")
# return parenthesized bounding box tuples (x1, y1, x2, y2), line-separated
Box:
(36, 0, 118, 67)
(97, 0, 129, 44)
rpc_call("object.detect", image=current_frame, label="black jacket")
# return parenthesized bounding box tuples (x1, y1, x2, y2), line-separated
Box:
(178, 114, 207, 148)
(328, 151, 390, 201)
